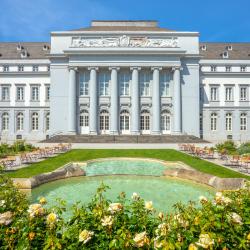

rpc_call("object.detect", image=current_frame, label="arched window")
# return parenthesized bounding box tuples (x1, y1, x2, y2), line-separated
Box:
(120, 110, 130, 132)
(240, 113, 247, 131)
(100, 110, 109, 133)
(45, 113, 50, 131)
(211, 113, 217, 131)
(32, 112, 39, 131)
(225, 113, 232, 131)
(2, 112, 9, 131)
(140, 110, 150, 132)
(16, 112, 24, 131)
(161, 110, 171, 132)
(80, 110, 89, 127)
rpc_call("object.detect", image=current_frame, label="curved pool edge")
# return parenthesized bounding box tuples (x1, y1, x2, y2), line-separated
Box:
(12, 157, 246, 191)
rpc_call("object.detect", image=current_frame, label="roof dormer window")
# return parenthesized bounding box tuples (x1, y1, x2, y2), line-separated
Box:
(240, 66, 246, 72)
(200, 45, 207, 51)
(222, 51, 229, 59)
(18, 65, 24, 72)
(20, 50, 28, 58)
(43, 45, 49, 51)
(211, 66, 217, 72)
(17, 44, 22, 50)
(226, 45, 233, 51)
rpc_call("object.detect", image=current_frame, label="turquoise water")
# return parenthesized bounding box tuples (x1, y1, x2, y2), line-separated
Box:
(83, 159, 173, 176)
(31, 175, 214, 213)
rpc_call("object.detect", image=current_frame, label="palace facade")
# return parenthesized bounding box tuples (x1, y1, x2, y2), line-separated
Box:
(0, 20, 250, 142)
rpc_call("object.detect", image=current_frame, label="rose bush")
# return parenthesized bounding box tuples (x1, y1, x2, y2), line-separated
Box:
(0, 170, 250, 249)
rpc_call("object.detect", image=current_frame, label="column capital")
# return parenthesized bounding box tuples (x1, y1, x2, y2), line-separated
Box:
(109, 66, 120, 71)
(88, 66, 99, 71)
(171, 66, 183, 72)
(130, 66, 141, 71)
(151, 66, 162, 71)
(68, 66, 78, 72)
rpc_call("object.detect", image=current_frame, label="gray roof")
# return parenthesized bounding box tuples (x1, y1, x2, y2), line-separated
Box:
(200, 42, 250, 60)
(0, 42, 50, 60)
(70, 26, 174, 32)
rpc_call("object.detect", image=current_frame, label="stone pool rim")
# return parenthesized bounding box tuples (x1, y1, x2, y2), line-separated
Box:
(12, 157, 247, 191)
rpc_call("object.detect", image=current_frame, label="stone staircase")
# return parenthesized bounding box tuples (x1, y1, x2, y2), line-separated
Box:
(42, 134, 208, 143)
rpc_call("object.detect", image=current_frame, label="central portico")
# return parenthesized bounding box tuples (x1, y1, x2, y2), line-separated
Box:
(49, 20, 200, 137)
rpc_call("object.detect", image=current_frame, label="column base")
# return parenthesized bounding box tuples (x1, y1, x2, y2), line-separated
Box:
(151, 131, 162, 135)
(172, 131, 183, 135)
(109, 131, 119, 135)
(67, 131, 77, 135)
(131, 131, 140, 135)
(89, 131, 98, 135)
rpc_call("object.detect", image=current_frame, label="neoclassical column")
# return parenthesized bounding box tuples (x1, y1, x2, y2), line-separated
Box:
(109, 67, 120, 135)
(173, 67, 182, 134)
(88, 67, 98, 135)
(68, 67, 77, 134)
(130, 67, 141, 135)
(151, 67, 162, 134)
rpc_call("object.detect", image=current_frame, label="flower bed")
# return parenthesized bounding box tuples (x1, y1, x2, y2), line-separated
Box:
(0, 170, 250, 249)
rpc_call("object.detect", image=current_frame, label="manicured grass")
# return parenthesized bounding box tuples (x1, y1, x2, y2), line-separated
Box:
(6, 149, 250, 180)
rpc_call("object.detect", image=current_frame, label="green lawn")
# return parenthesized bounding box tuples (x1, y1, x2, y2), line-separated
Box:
(6, 149, 250, 180)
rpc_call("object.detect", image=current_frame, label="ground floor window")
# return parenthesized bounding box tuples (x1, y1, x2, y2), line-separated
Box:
(211, 113, 217, 131)
(225, 113, 232, 131)
(45, 113, 50, 131)
(140, 110, 150, 132)
(161, 110, 171, 131)
(240, 113, 247, 131)
(100, 110, 109, 132)
(120, 110, 130, 131)
(17, 112, 24, 131)
(80, 110, 89, 127)
(32, 112, 39, 131)
(2, 112, 9, 131)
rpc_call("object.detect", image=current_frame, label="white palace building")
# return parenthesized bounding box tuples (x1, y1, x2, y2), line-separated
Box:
(0, 20, 250, 142)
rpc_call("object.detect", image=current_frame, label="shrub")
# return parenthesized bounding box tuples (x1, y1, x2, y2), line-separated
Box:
(0, 172, 250, 249)
(215, 140, 238, 155)
(237, 142, 250, 155)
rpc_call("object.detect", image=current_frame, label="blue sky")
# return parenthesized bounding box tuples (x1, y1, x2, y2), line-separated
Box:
(0, 0, 250, 42)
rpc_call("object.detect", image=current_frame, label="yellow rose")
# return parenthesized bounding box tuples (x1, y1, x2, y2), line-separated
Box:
(133, 232, 149, 247)
(46, 213, 57, 225)
(196, 234, 214, 249)
(28, 204, 45, 218)
(108, 203, 123, 214)
(158, 212, 164, 220)
(188, 243, 198, 250)
(145, 201, 153, 211)
(39, 197, 47, 205)
(28, 232, 36, 241)
(246, 232, 250, 241)
(79, 229, 94, 244)
(101, 216, 113, 227)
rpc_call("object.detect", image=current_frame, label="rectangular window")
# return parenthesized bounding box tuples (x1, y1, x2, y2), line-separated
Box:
(79, 73, 89, 96)
(16, 86, 24, 101)
(45, 86, 50, 101)
(240, 66, 246, 72)
(240, 87, 247, 101)
(226, 114, 232, 131)
(160, 72, 170, 97)
(33, 65, 39, 72)
(3, 65, 9, 72)
(119, 73, 130, 96)
(31, 86, 39, 101)
(225, 87, 233, 101)
(99, 73, 110, 96)
(240, 114, 247, 131)
(140, 72, 150, 96)
(2, 86, 10, 101)
(210, 87, 218, 101)
(211, 66, 217, 72)
(18, 65, 24, 72)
